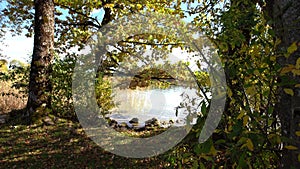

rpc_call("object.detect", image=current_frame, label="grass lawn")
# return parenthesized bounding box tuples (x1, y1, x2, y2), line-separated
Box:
(0, 117, 172, 169)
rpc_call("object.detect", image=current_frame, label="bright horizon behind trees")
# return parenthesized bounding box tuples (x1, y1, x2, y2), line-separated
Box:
(0, 1, 202, 64)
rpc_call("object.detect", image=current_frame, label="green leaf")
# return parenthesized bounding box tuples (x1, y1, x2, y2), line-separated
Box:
(199, 162, 206, 169)
(215, 139, 226, 144)
(192, 161, 199, 169)
(201, 102, 207, 115)
(238, 153, 247, 168)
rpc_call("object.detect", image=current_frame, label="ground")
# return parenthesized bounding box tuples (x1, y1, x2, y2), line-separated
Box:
(0, 117, 173, 169)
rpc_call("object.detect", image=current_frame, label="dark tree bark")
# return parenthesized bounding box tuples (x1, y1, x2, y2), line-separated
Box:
(265, 0, 300, 168)
(26, 0, 55, 123)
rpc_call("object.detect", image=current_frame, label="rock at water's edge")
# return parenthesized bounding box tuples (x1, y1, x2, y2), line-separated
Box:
(129, 117, 139, 124)
(145, 118, 159, 127)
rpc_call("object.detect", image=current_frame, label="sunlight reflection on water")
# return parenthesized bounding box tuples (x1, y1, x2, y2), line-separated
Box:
(107, 86, 201, 125)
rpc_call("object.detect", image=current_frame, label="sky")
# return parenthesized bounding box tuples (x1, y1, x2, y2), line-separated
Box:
(0, 0, 34, 63)
(0, 2, 212, 65)
(1, 32, 33, 63)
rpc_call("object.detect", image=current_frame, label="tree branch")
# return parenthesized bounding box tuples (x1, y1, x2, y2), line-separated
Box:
(55, 3, 102, 29)
(121, 40, 185, 46)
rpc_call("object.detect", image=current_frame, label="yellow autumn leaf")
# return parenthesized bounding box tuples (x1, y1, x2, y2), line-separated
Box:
(284, 53, 290, 58)
(270, 56, 276, 61)
(296, 131, 300, 137)
(237, 110, 245, 119)
(275, 39, 281, 46)
(136, 4, 143, 9)
(246, 139, 254, 151)
(296, 58, 300, 69)
(246, 86, 256, 95)
(285, 145, 298, 150)
(228, 88, 233, 97)
(280, 65, 294, 75)
(210, 145, 218, 156)
(284, 88, 294, 96)
(295, 84, 300, 88)
(287, 42, 298, 54)
(268, 134, 281, 144)
(104, 4, 114, 8)
(292, 69, 300, 76)
(253, 70, 260, 76)
(298, 154, 300, 162)
(243, 116, 249, 126)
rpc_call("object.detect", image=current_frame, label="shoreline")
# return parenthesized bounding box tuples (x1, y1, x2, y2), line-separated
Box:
(104, 116, 177, 132)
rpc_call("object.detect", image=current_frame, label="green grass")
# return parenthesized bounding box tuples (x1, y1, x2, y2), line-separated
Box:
(0, 118, 172, 169)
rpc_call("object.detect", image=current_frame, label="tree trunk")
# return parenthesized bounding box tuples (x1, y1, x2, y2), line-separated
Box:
(26, 0, 55, 123)
(266, 0, 300, 168)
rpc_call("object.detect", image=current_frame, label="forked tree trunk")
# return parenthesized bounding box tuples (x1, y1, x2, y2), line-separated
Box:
(26, 0, 55, 123)
(266, 0, 300, 168)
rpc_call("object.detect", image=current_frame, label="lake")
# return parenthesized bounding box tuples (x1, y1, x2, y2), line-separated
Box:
(105, 86, 203, 126)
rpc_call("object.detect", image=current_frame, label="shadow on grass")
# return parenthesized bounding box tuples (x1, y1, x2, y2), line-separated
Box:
(0, 116, 171, 169)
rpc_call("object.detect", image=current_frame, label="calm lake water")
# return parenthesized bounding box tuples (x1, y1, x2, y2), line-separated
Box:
(106, 86, 203, 126)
